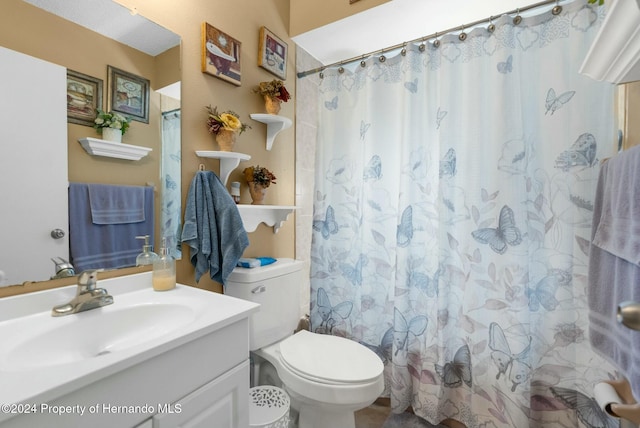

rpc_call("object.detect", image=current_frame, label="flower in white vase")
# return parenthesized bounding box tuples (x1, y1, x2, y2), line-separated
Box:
(94, 109, 131, 135)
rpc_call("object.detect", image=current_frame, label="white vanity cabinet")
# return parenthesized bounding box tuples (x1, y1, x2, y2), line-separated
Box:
(1, 318, 251, 428)
(0, 275, 259, 428)
(153, 360, 249, 427)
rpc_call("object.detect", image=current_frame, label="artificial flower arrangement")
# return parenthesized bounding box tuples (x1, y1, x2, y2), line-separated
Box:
(93, 109, 131, 135)
(252, 79, 291, 102)
(243, 165, 277, 187)
(205, 105, 251, 135)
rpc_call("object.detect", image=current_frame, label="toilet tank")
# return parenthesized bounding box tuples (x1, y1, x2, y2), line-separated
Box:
(224, 258, 304, 350)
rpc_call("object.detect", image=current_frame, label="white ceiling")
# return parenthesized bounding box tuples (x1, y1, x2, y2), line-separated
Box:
(293, 0, 540, 66)
(22, 0, 180, 56)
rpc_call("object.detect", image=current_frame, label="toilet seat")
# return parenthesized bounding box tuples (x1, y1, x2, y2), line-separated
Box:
(279, 330, 383, 385)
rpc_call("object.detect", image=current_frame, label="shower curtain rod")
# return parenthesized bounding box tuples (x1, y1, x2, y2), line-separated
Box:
(296, 0, 563, 79)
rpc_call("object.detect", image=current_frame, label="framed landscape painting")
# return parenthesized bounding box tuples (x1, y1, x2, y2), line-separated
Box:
(66, 69, 103, 126)
(107, 65, 150, 123)
(258, 26, 287, 80)
(201, 22, 242, 86)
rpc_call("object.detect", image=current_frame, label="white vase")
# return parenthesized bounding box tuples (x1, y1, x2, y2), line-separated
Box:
(102, 127, 122, 143)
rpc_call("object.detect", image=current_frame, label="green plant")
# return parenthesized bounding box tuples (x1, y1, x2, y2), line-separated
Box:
(252, 79, 291, 102)
(205, 105, 251, 135)
(587, 0, 604, 5)
(93, 109, 131, 135)
(243, 165, 277, 187)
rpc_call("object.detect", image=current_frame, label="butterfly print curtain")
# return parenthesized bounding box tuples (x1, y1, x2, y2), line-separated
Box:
(161, 110, 182, 259)
(308, 1, 621, 427)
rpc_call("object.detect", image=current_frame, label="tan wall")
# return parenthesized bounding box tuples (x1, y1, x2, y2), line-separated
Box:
(128, 0, 296, 294)
(622, 81, 640, 150)
(156, 45, 181, 90)
(289, 0, 390, 37)
(0, 0, 296, 296)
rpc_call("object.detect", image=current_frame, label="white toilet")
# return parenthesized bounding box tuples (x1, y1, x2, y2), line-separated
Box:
(224, 258, 384, 428)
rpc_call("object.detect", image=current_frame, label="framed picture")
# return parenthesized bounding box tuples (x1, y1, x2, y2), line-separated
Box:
(107, 65, 150, 123)
(258, 26, 287, 80)
(66, 70, 103, 127)
(201, 23, 242, 86)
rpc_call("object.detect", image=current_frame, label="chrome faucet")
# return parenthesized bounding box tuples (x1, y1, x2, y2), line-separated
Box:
(51, 270, 114, 317)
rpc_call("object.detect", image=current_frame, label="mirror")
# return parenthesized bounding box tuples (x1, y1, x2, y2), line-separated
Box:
(0, 0, 181, 287)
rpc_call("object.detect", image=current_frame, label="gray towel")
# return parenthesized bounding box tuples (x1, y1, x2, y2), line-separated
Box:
(181, 171, 248, 284)
(592, 145, 640, 265)
(588, 149, 640, 401)
(87, 183, 145, 224)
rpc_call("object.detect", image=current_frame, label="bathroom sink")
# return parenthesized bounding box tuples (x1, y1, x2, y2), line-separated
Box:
(4, 303, 195, 370)
(0, 271, 260, 426)
(0, 272, 260, 412)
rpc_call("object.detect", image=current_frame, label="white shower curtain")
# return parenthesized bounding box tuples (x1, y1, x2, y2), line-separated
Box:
(309, 1, 620, 427)
(161, 109, 182, 258)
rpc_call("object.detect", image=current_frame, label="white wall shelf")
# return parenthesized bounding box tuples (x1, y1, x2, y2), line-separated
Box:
(236, 205, 297, 233)
(249, 114, 292, 151)
(78, 137, 152, 161)
(195, 150, 251, 186)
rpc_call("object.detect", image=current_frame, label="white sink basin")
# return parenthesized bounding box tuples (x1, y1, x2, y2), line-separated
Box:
(5, 303, 195, 371)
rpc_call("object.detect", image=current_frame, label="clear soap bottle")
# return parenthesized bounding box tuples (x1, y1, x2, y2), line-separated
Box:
(153, 237, 176, 291)
(136, 235, 159, 266)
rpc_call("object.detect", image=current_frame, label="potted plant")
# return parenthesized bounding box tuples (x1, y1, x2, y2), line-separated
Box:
(252, 79, 290, 115)
(243, 165, 277, 205)
(94, 109, 131, 143)
(205, 105, 251, 152)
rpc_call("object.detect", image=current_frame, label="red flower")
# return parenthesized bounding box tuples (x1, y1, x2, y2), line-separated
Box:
(277, 85, 291, 102)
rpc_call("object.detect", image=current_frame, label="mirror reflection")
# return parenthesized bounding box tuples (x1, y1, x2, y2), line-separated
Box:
(0, 0, 181, 287)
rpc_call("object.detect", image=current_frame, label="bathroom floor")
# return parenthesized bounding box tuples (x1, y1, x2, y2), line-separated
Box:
(355, 399, 449, 428)
(354, 399, 391, 427)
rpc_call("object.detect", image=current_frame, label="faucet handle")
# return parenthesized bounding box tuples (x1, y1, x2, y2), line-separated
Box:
(78, 269, 102, 291)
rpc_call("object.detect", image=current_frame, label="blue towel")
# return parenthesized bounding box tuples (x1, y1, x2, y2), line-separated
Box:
(181, 171, 248, 284)
(237, 257, 277, 268)
(69, 183, 154, 271)
(88, 183, 145, 224)
(588, 147, 640, 401)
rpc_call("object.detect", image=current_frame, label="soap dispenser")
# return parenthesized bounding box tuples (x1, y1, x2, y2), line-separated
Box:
(136, 235, 159, 266)
(153, 237, 176, 291)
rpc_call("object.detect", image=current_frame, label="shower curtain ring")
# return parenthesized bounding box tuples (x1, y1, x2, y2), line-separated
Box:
(433, 32, 441, 48)
(418, 38, 426, 52)
(552, 0, 563, 15)
(360, 55, 367, 68)
(458, 25, 467, 41)
(487, 16, 496, 33)
(378, 50, 386, 62)
(338, 63, 345, 74)
(401, 43, 407, 56)
(513, 8, 522, 25)
(319, 68, 325, 79)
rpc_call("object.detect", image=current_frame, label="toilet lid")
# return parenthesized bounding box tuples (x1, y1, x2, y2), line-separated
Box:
(279, 330, 383, 384)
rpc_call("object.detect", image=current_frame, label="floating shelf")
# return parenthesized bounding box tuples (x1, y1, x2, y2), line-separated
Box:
(236, 205, 297, 233)
(78, 138, 152, 161)
(250, 114, 292, 151)
(195, 150, 251, 186)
